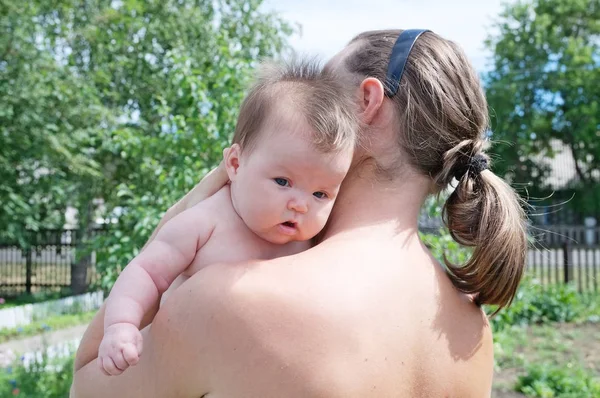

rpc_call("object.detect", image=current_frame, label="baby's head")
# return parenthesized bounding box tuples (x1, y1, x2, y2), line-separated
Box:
(225, 58, 358, 244)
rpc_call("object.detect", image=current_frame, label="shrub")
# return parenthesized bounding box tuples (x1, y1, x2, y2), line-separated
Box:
(0, 353, 74, 398)
(489, 279, 581, 332)
(578, 293, 600, 323)
(516, 362, 600, 397)
(420, 229, 473, 266)
(492, 325, 528, 370)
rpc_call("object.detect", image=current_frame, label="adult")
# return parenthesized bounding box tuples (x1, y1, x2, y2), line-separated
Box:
(72, 29, 526, 397)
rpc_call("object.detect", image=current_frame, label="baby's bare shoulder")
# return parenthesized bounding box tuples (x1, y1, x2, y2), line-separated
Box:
(184, 185, 233, 217)
(160, 187, 233, 240)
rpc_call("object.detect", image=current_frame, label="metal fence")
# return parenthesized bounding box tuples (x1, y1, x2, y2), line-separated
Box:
(1, 226, 598, 297)
(530, 224, 600, 247)
(0, 229, 104, 297)
(528, 243, 599, 292)
(421, 222, 600, 293)
(526, 225, 600, 292)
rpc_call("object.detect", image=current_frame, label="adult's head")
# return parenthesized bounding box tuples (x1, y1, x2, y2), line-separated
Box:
(226, 59, 357, 244)
(328, 29, 527, 310)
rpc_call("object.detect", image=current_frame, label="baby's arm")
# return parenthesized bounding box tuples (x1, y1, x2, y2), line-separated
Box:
(99, 204, 215, 375)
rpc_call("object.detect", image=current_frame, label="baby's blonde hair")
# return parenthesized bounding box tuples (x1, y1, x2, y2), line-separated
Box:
(232, 58, 358, 153)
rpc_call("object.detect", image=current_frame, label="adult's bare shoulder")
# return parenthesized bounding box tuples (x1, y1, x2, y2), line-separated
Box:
(155, 246, 495, 398)
(154, 255, 357, 397)
(423, 266, 495, 397)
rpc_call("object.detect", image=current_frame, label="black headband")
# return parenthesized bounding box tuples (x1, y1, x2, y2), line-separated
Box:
(384, 29, 430, 97)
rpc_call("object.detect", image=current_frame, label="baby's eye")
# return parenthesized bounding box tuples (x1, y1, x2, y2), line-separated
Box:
(313, 191, 328, 199)
(274, 178, 290, 187)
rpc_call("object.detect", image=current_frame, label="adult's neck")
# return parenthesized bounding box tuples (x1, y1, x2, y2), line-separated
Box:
(321, 163, 431, 241)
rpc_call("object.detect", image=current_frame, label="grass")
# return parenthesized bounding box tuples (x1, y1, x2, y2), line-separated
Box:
(490, 282, 600, 397)
(492, 322, 600, 397)
(0, 311, 96, 344)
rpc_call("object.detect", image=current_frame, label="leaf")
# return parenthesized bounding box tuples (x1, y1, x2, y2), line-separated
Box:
(484, 0, 600, 217)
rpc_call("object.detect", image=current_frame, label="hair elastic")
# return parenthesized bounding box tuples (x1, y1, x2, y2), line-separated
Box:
(384, 29, 430, 97)
(454, 153, 489, 180)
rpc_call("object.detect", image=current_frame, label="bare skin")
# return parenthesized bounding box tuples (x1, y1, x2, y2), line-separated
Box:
(97, 113, 352, 375)
(71, 68, 494, 397)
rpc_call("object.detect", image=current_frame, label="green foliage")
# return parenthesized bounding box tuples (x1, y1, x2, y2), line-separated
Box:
(578, 292, 600, 322)
(2, 0, 294, 283)
(419, 196, 473, 266)
(493, 325, 529, 369)
(1, 1, 109, 244)
(0, 353, 74, 398)
(516, 362, 600, 397)
(484, 0, 600, 206)
(489, 278, 581, 331)
(420, 229, 473, 266)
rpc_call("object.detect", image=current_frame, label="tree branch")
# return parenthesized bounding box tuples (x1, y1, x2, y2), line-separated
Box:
(567, 139, 587, 184)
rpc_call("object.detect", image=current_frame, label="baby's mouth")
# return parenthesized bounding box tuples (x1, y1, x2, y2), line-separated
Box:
(279, 221, 298, 236)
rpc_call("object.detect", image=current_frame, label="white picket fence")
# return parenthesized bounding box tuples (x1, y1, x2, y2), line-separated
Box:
(0, 291, 103, 330)
(0, 337, 81, 369)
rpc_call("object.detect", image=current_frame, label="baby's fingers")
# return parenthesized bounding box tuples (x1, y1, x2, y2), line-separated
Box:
(97, 357, 109, 376)
(100, 356, 124, 376)
(122, 343, 140, 366)
(111, 350, 130, 373)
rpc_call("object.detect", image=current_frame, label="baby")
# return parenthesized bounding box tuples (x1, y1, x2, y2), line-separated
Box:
(98, 59, 358, 375)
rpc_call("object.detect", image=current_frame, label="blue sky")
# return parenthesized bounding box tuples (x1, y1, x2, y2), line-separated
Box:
(262, 0, 517, 73)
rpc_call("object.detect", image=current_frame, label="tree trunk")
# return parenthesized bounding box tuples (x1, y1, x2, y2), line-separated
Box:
(71, 199, 94, 295)
(567, 140, 588, 184)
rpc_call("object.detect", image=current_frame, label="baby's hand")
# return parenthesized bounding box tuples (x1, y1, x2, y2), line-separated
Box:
(98, 322, 143, 376)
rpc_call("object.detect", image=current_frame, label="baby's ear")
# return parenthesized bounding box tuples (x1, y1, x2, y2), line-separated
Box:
(224, 144, 242, 181)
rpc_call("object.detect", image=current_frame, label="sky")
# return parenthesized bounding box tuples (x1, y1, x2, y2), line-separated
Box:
(262, 0, 517, 73)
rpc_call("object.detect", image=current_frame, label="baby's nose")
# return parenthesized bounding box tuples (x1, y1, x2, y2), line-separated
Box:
(288, 197, 308, 214)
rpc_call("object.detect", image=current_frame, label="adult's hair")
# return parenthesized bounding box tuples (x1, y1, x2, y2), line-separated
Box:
(232, 58, 358, 153)
(344, 29, 527, 311)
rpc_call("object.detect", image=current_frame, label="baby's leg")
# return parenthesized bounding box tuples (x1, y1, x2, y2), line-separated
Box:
(160, 274, 189, 306)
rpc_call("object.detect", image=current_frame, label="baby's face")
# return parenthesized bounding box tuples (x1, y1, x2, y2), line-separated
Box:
(229, 120, 353, 244)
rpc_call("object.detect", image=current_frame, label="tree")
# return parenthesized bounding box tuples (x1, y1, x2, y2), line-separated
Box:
(2, 0, 293, 288)
(484, 0, 600, 215)
(1, 1, 109, 244)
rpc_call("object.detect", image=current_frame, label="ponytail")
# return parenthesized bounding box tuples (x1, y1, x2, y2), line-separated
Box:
(443, 165, 527, 312)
